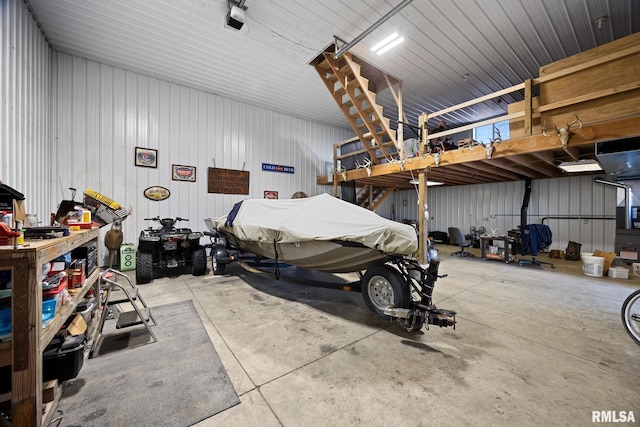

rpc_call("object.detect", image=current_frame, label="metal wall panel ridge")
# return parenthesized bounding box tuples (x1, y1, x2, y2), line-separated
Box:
(49, 53, 352, 243)
(382, 175, 617, 253)
(0, 0, 51, 221)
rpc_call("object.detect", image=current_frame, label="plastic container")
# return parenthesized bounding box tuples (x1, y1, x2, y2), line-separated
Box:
(583, 255, 605, 277)
(43, 334, 86, 382)
(42, 299, 58, 326)
(73, 297, 95, 324)
(633, 263, 640, 276)
(608, 267, 629, 279)
(0, 308, 10, 337)
(42, 273, 68, 301)
(1, 298, 60, 336)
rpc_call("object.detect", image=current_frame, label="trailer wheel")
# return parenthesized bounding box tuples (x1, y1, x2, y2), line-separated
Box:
(191, 247, 207, 276)
(136, 252, 154, 284)
(212, 256, 226, 275)
(361, 265, 409, 317)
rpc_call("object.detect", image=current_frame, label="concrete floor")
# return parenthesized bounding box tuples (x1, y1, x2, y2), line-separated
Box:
(132, 245, 640, 427)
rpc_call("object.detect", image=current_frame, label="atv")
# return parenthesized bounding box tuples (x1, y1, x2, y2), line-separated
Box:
(136, 217, 207, 284)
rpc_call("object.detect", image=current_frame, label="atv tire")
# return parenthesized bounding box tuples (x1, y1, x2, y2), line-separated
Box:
(212, 256, 226, 275)
(136, 252, 154, 284)
(191, 246, 207, 276)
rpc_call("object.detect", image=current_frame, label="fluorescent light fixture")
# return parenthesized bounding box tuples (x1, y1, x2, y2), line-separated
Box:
(375, 36, 404, 55)
(370, 32, 404, 55)
(371, 33, 398, 51)
(558, 159, 603, 173)
(409, 179, 444, 186)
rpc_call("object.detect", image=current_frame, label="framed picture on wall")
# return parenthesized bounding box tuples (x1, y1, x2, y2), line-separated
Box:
(264, 190, 278, 199)
(172, 164, 196, 182)
(135, 147, 157, 168)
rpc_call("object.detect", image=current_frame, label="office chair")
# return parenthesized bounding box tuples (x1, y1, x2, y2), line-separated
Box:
(448, 227, 474, 257)
(518, 224, 555, 269)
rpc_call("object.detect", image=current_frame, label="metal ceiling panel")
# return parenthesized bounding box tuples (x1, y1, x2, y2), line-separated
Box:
(25, 0, 639, 131)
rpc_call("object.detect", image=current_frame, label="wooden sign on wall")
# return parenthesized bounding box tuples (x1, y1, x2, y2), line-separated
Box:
(208, 167, 250, 195)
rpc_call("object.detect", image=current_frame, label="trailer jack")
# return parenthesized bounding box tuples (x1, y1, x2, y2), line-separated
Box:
(385, 305, 456, 332)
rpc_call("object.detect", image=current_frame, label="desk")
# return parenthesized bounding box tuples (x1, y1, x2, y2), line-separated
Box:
(480, 236, 516, 264)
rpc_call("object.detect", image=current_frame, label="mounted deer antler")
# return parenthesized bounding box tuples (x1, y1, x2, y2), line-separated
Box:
(336, 165, 347, 182)
(389, 155, 407, 171)
(432, 151, 441, 167)
(542, 115, 583, 147)
(485, 128, 502, 159)
(355, 157, 372, 176)
(485, 144, 495, 159)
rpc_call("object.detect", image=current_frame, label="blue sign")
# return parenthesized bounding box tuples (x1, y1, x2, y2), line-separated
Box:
(262, 163, 294, 174)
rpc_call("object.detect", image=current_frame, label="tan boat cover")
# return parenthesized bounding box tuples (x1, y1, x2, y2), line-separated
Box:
(209, 193, 418, 255)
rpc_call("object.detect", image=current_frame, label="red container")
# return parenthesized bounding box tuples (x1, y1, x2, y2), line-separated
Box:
(43, 272, 68, 301)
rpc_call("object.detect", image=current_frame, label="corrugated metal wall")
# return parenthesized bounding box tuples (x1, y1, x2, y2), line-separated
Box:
(0, 0, 624, 257)
(50, 51, 352, 243)
(381, 176, 618, 253)
(0, 0, 51, 220)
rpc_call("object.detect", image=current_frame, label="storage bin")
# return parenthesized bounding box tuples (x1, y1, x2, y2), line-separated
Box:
(0, 307, 10, 337)
(43, 272, 67, 297)
(42, 272, 68, 311)
(607, 267, 629, 279)
(42, 334, 86, 382)
(0, 298, 60, 337)
(42, 298, 58, 327)
(73, 297, 95, 324)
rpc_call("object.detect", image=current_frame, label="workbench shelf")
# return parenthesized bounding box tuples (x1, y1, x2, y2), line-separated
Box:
(0, 228, 101, 426)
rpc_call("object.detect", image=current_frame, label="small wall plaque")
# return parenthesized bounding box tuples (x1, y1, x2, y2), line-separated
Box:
(143, 186, 171, 201)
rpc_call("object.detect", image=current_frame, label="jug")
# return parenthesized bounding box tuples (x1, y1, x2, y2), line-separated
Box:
(25, 214, 38, 227)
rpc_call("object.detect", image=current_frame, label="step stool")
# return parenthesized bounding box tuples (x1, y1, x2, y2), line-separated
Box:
(91, 268, 158, 357)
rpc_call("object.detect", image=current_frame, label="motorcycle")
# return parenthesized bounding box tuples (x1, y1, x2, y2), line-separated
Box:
(622, 288, 640, 346)
(136, 217, 206, 284)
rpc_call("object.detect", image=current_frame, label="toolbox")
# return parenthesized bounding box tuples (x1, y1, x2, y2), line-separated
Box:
(0, 334, 86, 391)
(43, 333, 86, 382)
(72, 240, 98, 276)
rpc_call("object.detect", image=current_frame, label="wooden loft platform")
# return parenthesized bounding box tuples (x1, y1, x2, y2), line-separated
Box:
(317, 32, 640, 192)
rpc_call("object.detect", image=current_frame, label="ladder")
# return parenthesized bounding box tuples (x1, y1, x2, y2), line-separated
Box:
(310, 44, 402, 165)
(91, 268, 157, 357)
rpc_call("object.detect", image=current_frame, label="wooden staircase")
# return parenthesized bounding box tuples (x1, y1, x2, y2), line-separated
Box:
(310, 44, 402, 165)
(311, 44, 405, 210)
(356, 185, 395, 212)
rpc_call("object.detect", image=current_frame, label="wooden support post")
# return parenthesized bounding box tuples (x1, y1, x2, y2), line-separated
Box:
(524, 79, 532, 136)
(417, 170, 428, 264)
(397, 81, 404, 157)
(12, 255, 42, 427)
(418, 113, 428, 155)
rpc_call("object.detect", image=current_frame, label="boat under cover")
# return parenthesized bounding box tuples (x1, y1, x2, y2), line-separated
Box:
(208, 193, 418, 273)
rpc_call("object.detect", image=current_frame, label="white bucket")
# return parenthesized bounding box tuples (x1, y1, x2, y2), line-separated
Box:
(583, 255, 604, 277)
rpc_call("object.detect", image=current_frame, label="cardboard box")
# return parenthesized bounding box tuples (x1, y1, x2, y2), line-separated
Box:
(59, 313, 87, 336)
